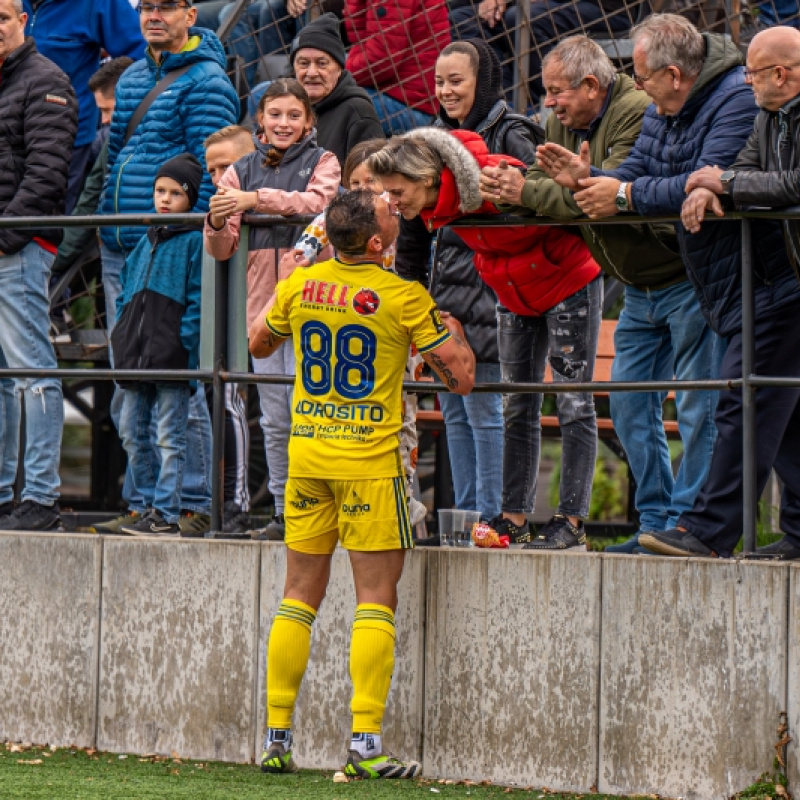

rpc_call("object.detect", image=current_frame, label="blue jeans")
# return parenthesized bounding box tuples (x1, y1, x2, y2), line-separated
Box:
(102, 243, 212, 514)
(438, 361, 503, 519)
(119, 384, 191, 523)
(363, 88, 435, 136)
(449, 0, 631, 96)
(497, 277, 602, 518)
(0, 243, 63, 506)
(610, 282, 722, 534)
(221, 0, 304, 87)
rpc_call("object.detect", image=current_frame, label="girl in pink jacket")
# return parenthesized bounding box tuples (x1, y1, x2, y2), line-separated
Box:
(204, 78, 340, 539)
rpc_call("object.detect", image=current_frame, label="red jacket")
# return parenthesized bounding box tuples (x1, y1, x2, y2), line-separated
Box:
(345, 0, 449, 116)
(418, 129, 600, 316)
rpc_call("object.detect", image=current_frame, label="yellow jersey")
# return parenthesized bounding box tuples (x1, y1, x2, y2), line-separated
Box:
(266, 257, 451, 479)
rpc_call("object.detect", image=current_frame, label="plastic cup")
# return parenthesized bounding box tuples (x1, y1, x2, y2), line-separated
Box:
(458, 511, 482, 547)
(438, 509, 457, 547)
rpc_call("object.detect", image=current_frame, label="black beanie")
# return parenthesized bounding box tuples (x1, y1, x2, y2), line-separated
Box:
(438, 38, 505, 133)
(155, 153, 203, 210)
(290, 12, 346, 68)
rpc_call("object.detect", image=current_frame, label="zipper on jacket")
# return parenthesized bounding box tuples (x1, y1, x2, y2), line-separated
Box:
(113, 152, 136, 249)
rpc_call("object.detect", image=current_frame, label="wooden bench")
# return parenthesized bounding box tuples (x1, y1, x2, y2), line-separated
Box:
(415, 319, 681, 524)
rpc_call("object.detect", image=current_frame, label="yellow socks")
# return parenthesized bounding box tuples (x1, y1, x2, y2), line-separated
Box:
(349, 603, 396, 734)
(266, 598, 316, 730)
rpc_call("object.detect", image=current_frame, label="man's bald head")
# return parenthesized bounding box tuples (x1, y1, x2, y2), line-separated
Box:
(750, 26, 800, 65)
(745, 26, 800, 111)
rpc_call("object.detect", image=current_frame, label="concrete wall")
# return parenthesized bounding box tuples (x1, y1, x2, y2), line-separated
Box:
(0, 533, 797, 799)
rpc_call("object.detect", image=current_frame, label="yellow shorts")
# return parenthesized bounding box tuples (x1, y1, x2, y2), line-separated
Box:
(284, 476, 413, 554)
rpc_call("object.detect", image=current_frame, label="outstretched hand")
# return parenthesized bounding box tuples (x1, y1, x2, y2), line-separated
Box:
(535, 141, 591, 190)
(278, 248, 310, 281)
(681, 187, 725, 233)
(479, 159, 525, 205)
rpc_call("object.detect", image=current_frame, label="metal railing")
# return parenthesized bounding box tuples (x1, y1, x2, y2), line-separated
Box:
(0, 209, 792, 550)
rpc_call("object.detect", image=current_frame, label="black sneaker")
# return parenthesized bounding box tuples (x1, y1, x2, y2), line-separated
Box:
(751, 536, 800, 560)
(252, 514, 285, 541)
(485, 514, 533, 544)
(523, 514, 586, 551)
(638, 528, 718, 557)
(120, 510, 180, 537)
(222, 501, 250, 534)
(0, 499, 64, 532)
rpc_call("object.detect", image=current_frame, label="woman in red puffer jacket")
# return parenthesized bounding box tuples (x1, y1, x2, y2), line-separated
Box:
(369, 127, 603, 550)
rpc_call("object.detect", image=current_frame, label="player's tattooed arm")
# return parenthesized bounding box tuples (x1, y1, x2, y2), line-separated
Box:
(427, 350, 460, 390)
(421, 313, 476, 396)
(248, 300, 288, 358)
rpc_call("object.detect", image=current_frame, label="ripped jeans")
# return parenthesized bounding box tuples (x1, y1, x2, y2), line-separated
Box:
(497, 276, 602, 518)
(0, 242, 63, 506)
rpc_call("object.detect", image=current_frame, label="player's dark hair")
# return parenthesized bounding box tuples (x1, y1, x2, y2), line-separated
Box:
(88, 57, 134, 94)
(326, 190, 380, 256)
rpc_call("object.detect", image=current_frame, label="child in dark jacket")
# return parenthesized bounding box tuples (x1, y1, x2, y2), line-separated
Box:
(111, 153, 204, 536)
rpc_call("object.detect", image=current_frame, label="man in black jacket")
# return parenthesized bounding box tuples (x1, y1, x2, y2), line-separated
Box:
(642, 25, 800, 560)
(0, 0, 77, 531)
(289, 12, 383, 165)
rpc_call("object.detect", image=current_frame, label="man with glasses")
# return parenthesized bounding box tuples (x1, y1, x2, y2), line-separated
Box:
(22, 0, 144, 213)
(638, 26, 800, 560)
(480, 35, 720, 555)
(98, 0, 239, 536)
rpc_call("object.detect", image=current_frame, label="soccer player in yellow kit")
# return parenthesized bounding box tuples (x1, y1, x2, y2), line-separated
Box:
(249, 189, 475, 779)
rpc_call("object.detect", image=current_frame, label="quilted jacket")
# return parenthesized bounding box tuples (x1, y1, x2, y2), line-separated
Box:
(0, 37, 77, 255)
(602, 33, 772, 336)
(411, 127, 600, 317)
(100, 27, 239, 254)
(345, 0, 450, 116)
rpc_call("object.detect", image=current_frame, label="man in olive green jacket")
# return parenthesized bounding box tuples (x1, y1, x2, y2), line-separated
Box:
(480, 35, 721, 553)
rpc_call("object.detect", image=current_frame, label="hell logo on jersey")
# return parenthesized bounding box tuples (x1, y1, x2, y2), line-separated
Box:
(301, 279, 349, 308)
(352, 288, 380, 316)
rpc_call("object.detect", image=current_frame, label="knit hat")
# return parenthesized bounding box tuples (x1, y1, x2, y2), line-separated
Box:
(155, 153, 203, 210)
(438, 38, 505, 133)
(290, 12, 346, 68)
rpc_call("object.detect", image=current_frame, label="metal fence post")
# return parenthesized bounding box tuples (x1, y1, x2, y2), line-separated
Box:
(228, 226, 250, 373)
(210, 257, 229, 537)
(741, 217, 757, 552)
(513, 0, 531, 114)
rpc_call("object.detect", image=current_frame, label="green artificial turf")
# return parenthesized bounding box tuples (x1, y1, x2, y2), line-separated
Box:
(1, 743, 785, 799)
(0, 743, 632, 800)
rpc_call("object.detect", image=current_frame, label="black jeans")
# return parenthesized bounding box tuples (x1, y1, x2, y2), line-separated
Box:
(679, 299, 800, 555)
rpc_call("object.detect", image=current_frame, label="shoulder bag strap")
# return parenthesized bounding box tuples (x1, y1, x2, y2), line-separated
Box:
(123, 64, 194, 147)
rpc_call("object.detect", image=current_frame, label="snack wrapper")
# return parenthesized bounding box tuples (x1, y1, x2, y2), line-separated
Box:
(471, 521, 510, 549)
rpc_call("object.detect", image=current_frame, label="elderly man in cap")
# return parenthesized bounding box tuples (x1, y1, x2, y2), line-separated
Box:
(289, 11, 383, 164)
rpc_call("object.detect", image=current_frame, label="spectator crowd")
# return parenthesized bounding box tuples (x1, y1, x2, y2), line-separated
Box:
(2, 0, 800, 563)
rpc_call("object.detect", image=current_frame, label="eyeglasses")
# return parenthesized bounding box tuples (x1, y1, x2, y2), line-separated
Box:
(632, 66, 667, 88)
(743, 64, 799, 80)
(136, 2, 189, 15)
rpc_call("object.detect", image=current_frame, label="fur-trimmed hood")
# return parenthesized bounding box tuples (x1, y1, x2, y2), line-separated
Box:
(400, 126, 487, 214)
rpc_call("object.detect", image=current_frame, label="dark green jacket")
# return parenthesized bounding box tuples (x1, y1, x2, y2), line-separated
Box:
(516, 74, 686, 291)
(51, 139, 108, 275)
